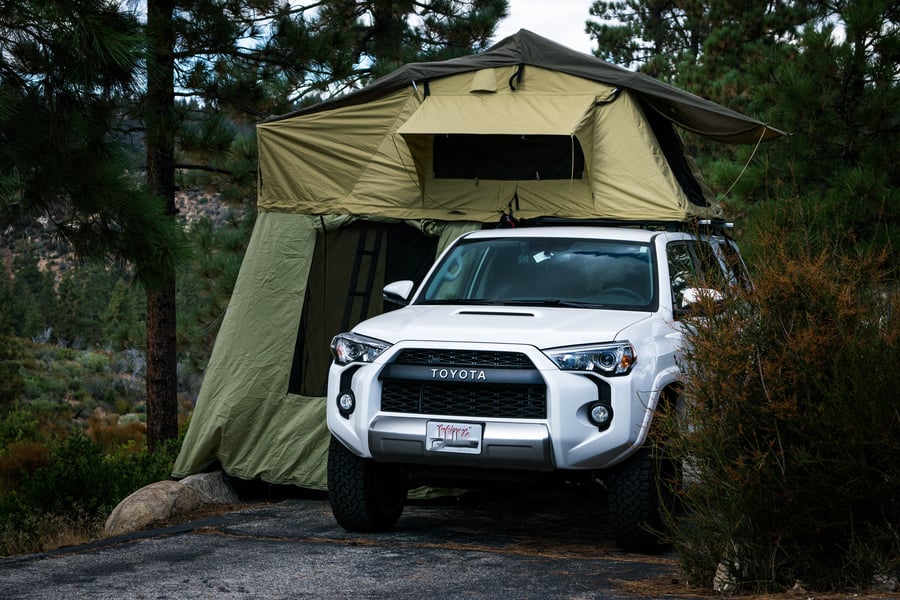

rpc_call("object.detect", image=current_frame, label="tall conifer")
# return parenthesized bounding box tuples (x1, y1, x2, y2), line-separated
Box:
(3, 0, 509, 448)
(141, 0, 509, 448)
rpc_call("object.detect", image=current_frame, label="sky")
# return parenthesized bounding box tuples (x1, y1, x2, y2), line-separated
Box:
(492, 0, 597, 55)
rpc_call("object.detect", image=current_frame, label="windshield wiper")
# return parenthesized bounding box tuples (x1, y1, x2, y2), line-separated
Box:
(522, 299, 603, 308)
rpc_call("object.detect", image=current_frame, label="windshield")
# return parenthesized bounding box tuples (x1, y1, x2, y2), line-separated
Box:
(418, 237, 656, 310)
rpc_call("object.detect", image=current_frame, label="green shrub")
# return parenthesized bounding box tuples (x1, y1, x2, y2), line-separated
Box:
(666, 228, 899, 592)
(0, 432, 178, 556)
(13, 434, 124, 516)
(22, 363, 68, 403)
(0, 335, 25, 407)
(113, 397, 131, 415)
(0, 407, 40, 446)
(77, 350, 110, 373)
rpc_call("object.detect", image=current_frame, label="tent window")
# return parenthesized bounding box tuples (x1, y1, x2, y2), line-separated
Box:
(433, 134, 584, 180)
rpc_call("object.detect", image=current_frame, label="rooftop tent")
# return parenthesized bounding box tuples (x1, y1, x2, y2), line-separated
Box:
(172, 30, 782, 490)
(254, 29, 782, 223)
(256, 68, 714, 223)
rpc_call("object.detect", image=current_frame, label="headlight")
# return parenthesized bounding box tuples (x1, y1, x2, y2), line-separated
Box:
(544, 342, 637, 376)
(330, 332, 390, 365)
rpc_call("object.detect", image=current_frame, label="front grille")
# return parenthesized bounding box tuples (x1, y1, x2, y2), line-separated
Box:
(381, 381, 546, 418)
(380, 349, 546, 419)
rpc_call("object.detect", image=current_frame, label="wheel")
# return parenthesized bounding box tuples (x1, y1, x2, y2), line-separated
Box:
(605, 446, 679, 553)
(327, 435, 408, 532)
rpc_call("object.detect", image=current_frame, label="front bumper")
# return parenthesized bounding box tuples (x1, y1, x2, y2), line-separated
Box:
(369, 416, 553, 469)
(326, 341, 654, 471)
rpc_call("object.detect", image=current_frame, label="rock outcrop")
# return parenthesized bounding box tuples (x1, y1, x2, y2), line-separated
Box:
(104, 480, 202, 537)
(104, 471, 241, 538)
(179, 471, 240, 504)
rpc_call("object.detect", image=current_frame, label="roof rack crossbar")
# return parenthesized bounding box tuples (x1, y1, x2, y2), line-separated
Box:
(521, 216, 734, 232)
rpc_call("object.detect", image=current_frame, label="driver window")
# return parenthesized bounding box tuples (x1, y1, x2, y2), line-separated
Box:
(667, 242, 696, 309)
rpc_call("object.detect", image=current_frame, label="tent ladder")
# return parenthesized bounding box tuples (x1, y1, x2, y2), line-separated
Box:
(341, 226, 385, 331)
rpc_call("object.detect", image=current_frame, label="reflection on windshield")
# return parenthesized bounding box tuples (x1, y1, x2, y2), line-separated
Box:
(419, 237, 656, 310)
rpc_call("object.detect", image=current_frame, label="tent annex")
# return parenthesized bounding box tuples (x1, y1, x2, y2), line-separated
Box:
(172, 30, 782, 489)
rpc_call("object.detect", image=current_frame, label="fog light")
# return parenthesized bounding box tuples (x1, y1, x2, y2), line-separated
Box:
(337, 391, 355, 417)
(589, 402, 611, 428)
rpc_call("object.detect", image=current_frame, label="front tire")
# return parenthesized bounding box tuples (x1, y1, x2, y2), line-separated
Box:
(327, 436, 408, 532)
(606, 446, 677, 553)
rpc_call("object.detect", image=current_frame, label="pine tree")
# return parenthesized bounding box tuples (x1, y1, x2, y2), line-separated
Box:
(587, 0, 820, 98)
(3, 0, 510, 449)
(0, 0, 187, 363)
(9, 250, 50, 339)
(0, 266, 14, 336)
(144, 0, 180, 450)
(102, 278, 143, 348)
(0, 334, 25, 409)
(696, 0, 900, 258)
(586, 0, 710, 79)
(304, 0, 509, 81)
(55, 272, 85, 346)
(0, 1, 182, 263)
(587, 0, 898, 258)
(141, 0, 510, 449)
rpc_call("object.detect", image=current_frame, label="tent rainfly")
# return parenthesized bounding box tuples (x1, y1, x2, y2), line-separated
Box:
(172, 30, 783, 489)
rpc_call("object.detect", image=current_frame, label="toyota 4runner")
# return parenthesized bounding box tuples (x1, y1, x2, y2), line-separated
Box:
(326, 222, 748, 552)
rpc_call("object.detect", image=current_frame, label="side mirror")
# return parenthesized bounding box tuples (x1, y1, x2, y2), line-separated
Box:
(676, 287, 724, 318)
(383, 280, 415, 306)
(681, 287, 723, 307)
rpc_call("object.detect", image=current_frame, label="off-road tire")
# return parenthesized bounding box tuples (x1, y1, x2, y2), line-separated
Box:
(606, 446, 674, 553)
(327, 435, 408, 532)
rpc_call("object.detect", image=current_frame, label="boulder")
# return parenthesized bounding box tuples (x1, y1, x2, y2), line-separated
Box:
(179, 471, 240, 504)
(104, 480, 202, 538)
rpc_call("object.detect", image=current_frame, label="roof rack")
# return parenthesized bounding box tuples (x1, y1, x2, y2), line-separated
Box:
(520, 216, 734, 232)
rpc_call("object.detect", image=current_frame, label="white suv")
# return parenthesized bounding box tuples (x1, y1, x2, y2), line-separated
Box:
(326, 224, 747, 552)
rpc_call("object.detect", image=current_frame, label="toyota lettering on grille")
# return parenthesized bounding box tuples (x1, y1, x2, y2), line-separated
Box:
(378, 363, 544, 385)
(430, 368, 487, 381)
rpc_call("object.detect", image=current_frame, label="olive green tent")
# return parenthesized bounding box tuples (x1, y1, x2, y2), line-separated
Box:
(172, 30, 781, 488)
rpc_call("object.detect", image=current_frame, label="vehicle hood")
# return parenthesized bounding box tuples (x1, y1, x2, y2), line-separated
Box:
(352, 305, 652, 349)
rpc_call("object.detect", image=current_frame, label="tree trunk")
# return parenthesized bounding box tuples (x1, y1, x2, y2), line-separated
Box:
(145, 0, 178, 452)
(146, 274, 178, 449)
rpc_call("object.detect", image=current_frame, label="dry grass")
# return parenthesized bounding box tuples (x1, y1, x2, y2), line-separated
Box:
(1, 512, 105, 556)
(0, 440, 50, 494)
(86, 411, 145, 452)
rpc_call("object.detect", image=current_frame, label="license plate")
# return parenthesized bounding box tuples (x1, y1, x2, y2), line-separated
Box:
(426, 421, 482, 454)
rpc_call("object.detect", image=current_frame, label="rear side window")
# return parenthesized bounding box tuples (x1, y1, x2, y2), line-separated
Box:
(718, 240, 753, 290)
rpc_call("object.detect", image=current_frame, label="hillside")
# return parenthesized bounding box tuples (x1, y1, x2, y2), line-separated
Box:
(0, 191, 235, 280)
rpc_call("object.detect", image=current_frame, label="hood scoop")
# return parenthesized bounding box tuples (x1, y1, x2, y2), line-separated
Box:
(458, 310, 535, 317)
